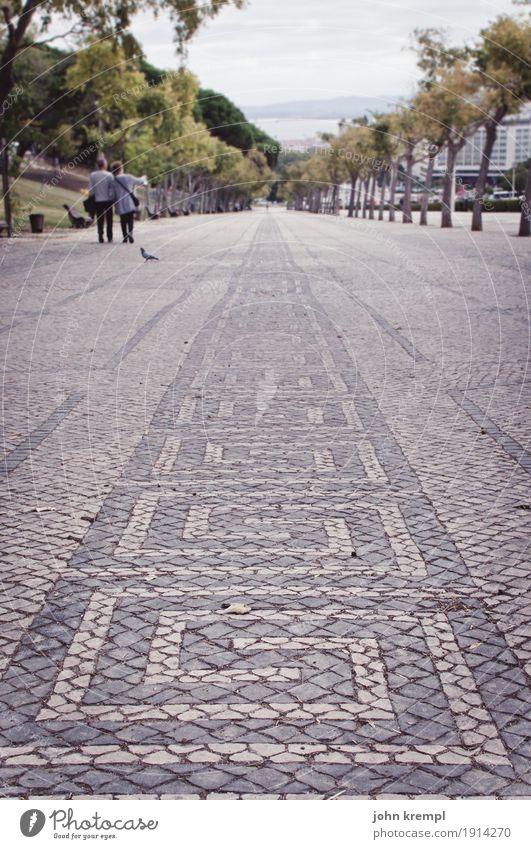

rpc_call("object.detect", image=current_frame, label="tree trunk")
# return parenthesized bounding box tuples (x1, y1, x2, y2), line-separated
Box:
(471, 110, 505, 232)
(402, 150, 414, 223)
(388, 160, 399, 222)
(0, 139, 13, 236)
(312, 189, 322, 213)
(184, 171, 193, 213)
(347, 175, 357, 218)
(518, 158, 531, 237)
(378, 167, 387, 221)
(368, 172, 377, 220)
(0, 1, 41, 224)
(162, 174, 169, 216)
(0, 54, 15, 117)
(355, 180, 362, 217)
(419, 156, 435, 226)
(170, 172, 176, 211)
(361, 178, 369, 218)
(441, 143, 458, 228)
(332, 183, 339, 214)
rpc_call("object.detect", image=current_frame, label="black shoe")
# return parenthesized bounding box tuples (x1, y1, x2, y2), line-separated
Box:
(129, 235, 134, 243)
(122, 236, 129, 243)
(99, 236, 104, 243)
(108, 238, 113, 243)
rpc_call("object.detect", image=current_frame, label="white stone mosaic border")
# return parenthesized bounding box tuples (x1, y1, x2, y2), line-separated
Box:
(35, 590, 508, 765)
(114, 494, 426, 577)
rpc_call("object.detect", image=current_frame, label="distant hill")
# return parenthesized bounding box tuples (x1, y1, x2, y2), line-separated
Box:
(241, 95, 399, 120)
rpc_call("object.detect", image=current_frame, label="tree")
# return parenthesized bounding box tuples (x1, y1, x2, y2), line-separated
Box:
(305, 155, 333, 213)
(194, 89, 280, 167)
(0, 1, 244, 113)
(412, 28, 483, 228)
(471, 14, 531, 231)
(384, 112, 405, 222)
(393, 102, 432, 223)
(270, 150, 311, 203)
(418, 141, 440, 226)
(412, 89, 449, 226)
(502, 158, 530, 194)
(368, 113, 396, 220)
(194, 89, 254, 152)
(283, 154, 331, 213)
(422, 59, 483, 227)
(282, 159, 309, 210)
(518, 162, 531, 236)
(65, 40, 148, 140)
(334, 125, 372, 218)
(320, 134, 349, 214)
(0, 1, 246, 230)
(64, 41, 200, 167)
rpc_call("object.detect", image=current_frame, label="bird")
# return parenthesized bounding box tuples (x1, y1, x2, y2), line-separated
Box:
(141, 247, 159, 261)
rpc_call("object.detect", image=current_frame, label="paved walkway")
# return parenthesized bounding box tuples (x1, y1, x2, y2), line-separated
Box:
(0, 209, 530, 797)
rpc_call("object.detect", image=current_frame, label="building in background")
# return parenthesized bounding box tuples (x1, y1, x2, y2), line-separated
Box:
(433, 105, 531, 186)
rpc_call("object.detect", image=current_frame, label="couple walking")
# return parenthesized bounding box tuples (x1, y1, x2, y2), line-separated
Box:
(88, 158, 147, 244)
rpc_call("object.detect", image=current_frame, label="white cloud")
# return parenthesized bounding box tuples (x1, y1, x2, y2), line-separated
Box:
(132, 0, 518, 107)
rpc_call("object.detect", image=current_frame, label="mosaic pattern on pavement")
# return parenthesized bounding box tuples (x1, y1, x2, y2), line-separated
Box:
(0, 211, 530, 798)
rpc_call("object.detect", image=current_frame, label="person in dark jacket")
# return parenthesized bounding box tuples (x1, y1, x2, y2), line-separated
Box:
(88, 158, 115, 243)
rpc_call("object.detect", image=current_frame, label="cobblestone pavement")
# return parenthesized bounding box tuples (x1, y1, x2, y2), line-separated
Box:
(0, 209, 530, 798)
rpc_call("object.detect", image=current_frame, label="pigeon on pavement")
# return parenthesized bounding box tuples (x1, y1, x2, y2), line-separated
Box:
(141, 247, 159, 261)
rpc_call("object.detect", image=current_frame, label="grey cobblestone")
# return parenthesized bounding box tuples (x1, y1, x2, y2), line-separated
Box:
(0, 211, 529, 797)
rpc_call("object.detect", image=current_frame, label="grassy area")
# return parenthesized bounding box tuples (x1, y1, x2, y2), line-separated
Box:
(12, 176, 88, 231)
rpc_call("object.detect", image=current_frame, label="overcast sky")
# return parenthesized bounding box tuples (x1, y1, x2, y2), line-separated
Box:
(130, 0, 518, 108)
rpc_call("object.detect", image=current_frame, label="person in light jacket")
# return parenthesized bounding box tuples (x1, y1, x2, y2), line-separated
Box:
(88, 158, 115, 243)
(110, 160, 147, 244)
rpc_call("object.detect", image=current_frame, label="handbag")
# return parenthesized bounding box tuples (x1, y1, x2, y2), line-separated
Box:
(114, 176, 140, 208)
(83, 195, 96, 217)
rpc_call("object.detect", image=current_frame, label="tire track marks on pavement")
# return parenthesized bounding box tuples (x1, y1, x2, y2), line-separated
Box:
(281, 214, 430, 363)
(1, 216, 258, 477)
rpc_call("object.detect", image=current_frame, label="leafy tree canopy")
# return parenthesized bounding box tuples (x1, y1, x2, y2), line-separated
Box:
(194, 88, 280, 166)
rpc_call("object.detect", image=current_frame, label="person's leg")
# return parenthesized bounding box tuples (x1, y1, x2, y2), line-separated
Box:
(120, 215, 128, 241)
(105, 204, 113, 242)
(127, 212, 134, 242)
(95, 202, 105, 242)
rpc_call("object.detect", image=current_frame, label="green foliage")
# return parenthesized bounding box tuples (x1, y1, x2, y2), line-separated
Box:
(412, 28, 469, 87)
(475, 14, 531, 111)
(195, 89, 280, 166)
(4, 44, 78, 154)
(503, 159, 530, 193)
(2, 1, 245, 60)
(138, 57, 168, 86)
(4, 34, 272, 218)
(195, 89, 254, 150)
(455, 198, 523, 212)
